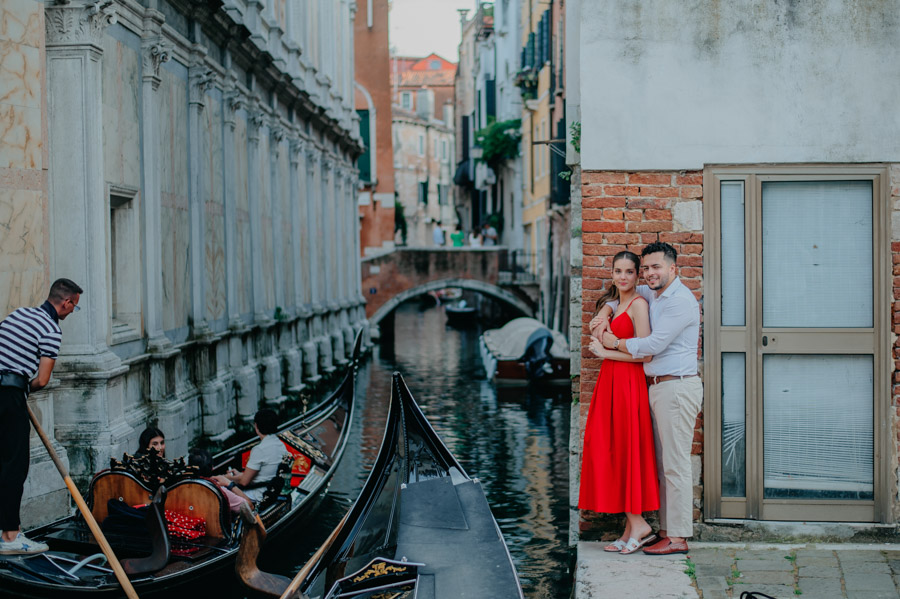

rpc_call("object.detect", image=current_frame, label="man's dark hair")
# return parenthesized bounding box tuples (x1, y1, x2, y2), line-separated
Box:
(188, 447, 214, 477)
(48, 278, 83, 302)
(254, 409, 279, 435)
(641, 241, 677, 264)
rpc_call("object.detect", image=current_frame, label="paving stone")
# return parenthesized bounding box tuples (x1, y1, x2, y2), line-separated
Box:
(735, 559, 794, 572)
(844, 573, 897, 592)
(692, 551, 737, 566)
(796, 576, 845, 597)
(737, 571, 795, 585)
(797, 556, 841, 568)
(798, 565, 843, 578)
(840, 551, 888, 563)
(699, 591, 729, 599)
(796, 549, 839, 558)
(696, 575, 728, 591)
(695, 564, 735, 577)
(730, 583, 796, 598)
(737, 549, 791, 559)
(845, 592, 900, 599)
(842, 561, 893, 575)
(889, 561, 900, 574)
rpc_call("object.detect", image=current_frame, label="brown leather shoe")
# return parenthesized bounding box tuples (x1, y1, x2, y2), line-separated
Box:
(642, 537, 689, 555)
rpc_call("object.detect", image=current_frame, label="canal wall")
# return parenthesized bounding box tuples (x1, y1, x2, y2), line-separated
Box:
(1, 0, 366, 528)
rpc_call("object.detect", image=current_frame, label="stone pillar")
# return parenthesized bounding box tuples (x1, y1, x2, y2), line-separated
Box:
(222, 61, 244, 330)
(316, 153, 336, 373)
(247, 100, 268, 324)
(321, 156, 344, 367)
(303, 146, 323, 381)
(283, 137, 307, 392)
(44, 1, 130, 482)
(269, 124, 285, 316)
(188, 44, 215, 338)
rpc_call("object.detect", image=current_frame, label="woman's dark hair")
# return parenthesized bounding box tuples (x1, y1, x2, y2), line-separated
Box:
(254, 409, 279, 435)
(593, 251, 641, 316)
(137, 426, 165, 455)
(188, 448, 214, 477)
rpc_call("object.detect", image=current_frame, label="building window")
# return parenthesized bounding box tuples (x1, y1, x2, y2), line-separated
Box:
(441, 140, 448, 162)
(430, 59, 441, 70)
(704, 165, 890, 523)
(418, 181, 428, 203)
(418, 134, 424, 156)
(109, 188, 142, 342)
(437, 184, 447, 205)
(401, 91, 412, 109)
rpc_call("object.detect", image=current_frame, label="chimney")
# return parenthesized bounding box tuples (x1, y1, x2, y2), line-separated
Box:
(416, 87, 435, 120)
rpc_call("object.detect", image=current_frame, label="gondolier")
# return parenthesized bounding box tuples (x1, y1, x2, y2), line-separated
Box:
(0, 278, 82, 555)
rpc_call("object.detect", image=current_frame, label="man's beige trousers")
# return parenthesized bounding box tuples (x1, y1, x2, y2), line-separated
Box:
(649, 376, 703, 538)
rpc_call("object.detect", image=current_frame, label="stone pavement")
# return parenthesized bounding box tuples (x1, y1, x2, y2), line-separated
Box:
(575, 541, 900, 599)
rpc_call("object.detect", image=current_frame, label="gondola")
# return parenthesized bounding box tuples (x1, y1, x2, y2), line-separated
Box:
(444, 300, 478, 328)
(0, 328, 365, 598)
(480, 317, 570, 385)
(235, 371, 524, 599)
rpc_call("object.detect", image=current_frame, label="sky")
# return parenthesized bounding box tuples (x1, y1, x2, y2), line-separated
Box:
(388, 0, 478, 62)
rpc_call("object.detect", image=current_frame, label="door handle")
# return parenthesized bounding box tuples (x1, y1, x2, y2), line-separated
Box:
(762, 336, 767, 346)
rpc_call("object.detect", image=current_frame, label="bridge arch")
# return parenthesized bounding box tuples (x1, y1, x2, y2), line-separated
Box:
(368, 277, 533, 326)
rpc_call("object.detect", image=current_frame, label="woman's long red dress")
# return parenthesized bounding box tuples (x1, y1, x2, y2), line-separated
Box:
(579, 306, 659, 514)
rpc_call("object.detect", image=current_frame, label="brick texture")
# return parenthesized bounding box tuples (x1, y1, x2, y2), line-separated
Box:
(578, 170, 705, 536)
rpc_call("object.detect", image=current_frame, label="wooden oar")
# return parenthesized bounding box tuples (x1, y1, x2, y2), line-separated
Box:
(26, 404, 140, 599)
(277, 510, 350, 599)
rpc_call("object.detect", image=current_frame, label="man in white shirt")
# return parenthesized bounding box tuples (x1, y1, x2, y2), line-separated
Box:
(217, 409, 287, 504)
(594, 241, 702, 555)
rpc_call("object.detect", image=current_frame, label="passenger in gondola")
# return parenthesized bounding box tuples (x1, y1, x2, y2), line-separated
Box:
(213, 409, 286, 504)
(135, 426, 166, 457)
(188, 448, 250, 513)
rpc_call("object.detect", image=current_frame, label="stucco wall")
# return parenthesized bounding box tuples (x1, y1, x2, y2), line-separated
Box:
(580, 1, 900, 170)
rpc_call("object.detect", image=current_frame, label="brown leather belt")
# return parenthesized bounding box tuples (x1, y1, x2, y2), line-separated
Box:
(647, 374, 698, 386)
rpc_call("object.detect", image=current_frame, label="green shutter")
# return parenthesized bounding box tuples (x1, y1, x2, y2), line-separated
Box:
(357, 109, 371, 183)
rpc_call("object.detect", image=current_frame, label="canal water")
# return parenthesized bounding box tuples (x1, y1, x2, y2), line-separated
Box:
(255, 301, 574, 598)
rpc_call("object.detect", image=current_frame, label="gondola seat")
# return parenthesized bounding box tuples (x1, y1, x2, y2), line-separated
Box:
(89, 471, 156, 523)
(166, 478, 231, 540)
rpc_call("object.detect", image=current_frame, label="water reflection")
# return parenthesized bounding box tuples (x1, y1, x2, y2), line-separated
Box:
(244, 301, 573, 598)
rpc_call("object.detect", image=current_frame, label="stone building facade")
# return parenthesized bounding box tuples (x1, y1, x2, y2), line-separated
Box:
(0, 0, 364, 527)
(570, 0, 900, 539)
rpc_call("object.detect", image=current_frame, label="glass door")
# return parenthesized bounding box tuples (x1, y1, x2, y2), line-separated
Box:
(705, 167, 890, 522)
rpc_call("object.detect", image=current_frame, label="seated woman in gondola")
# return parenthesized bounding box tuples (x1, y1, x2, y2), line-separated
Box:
(135, 426, 167, 457)
(188, 448, 251, 513)
(213, 409, 286, 505)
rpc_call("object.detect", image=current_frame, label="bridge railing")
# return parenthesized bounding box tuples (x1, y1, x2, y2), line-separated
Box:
(498, 249, 538, 284)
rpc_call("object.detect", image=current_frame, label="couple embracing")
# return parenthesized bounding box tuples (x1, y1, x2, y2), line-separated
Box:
(579, 241, 702, 556)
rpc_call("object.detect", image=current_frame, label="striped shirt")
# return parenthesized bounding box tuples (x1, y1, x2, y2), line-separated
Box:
(0, 305, 62, 378)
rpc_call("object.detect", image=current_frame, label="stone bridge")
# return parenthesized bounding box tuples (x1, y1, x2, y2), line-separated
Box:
(361, 247, 537, 325)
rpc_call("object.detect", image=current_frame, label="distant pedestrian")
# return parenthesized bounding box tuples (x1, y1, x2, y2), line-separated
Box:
(0, 278, 82, 555)
(482, 222, 498, 246)
(468, 230, 483, 247)
(432, 220, 445, 246)
(450, 224, 465, 247)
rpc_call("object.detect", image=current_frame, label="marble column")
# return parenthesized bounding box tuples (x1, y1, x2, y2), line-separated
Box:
(269, 124, 285, 317)
(188, 44, 215, 338)
(300, 143, 321, 383)
(321, 156, 345, 366)
(284, 137, 307, 392)
(247, 100, 269, 324)
(222, 63, 244, 331)
(316, 153, 336, 373)
(45, 1, 129, 483)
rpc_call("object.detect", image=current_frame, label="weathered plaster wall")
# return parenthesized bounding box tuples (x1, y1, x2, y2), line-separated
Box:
(580, 0, 900, 170)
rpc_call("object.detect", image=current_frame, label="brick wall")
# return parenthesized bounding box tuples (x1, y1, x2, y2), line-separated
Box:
(891, 164, 900, 523)
(578, 170, 705, 536)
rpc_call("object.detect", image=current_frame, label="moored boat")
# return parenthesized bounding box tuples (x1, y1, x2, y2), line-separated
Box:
(0, 329, 365, 598)
(236, 371, 524, 599)
(480, 317, 569, 385)
(444, 299, 478, 327)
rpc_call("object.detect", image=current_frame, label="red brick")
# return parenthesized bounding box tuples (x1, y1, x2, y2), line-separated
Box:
(583, 171, 627, 185)
(583, 255, 604, 267)
(583, 278, 604, 290)
(603, 209, 624, 220)
(582, 196, 627, 208)
(604, 233, 641, 244)
(629, 173, 673, 185)
(626, 198, 670, 210)
(659, 232, 694, 243)
(582, 233, 605, 245)
(583, 266, 609, 279)
(680, 267, 703, 278)
(678, 256, 703, 267)
(626, 221, 673, 233)
(583, 221, 626, 233)
(682, 279, 701, 290)
(639, 186, 680, 198)
(645, 209, 673, 220)
(680, 186, 703, 199)
(641, 233, 658, 243)
(682, 243, 703, 254)
(675, 173, 703, 186)
(582, 208, 605, 220)
(604, 185, 642, 197)
(892, 242, 900, 252)
(624, 210, 642, 221)
(584, 244, 626, 256)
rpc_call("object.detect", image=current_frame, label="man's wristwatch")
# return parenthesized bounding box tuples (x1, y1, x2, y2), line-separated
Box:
(226, 481, 237, 490)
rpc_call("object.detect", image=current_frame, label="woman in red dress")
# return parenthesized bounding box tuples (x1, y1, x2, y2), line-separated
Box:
(579, 251, 659, 554)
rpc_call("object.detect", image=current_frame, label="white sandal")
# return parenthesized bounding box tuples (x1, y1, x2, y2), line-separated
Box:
(603, 539, 627, 552)
(620, 533, 658, 555)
